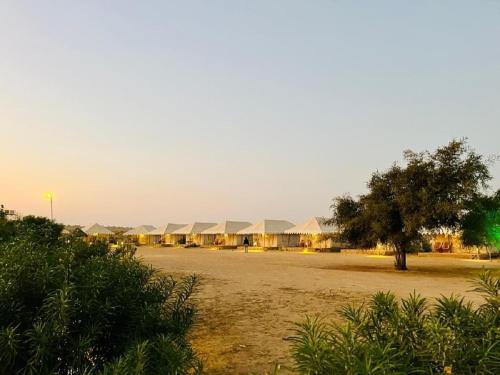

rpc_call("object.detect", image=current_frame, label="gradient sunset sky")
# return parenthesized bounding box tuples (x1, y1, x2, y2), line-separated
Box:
(1, 1, 499, 226)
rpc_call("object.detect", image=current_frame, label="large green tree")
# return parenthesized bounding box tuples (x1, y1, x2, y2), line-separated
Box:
(329, 139, 492, 270)
(461, 190, 500, 254)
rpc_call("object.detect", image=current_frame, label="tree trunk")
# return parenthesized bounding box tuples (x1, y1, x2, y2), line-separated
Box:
(394, 243, 408, 271)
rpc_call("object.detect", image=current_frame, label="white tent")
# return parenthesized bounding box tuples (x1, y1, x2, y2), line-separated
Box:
(174, 222, 218, 234)
(286, 217, 337, 249)
(123, 225, 156, 245)
(173, 222, 217, 245)
(201, 221, 253, 246)
(146, 223, 187, 245)
(238, 219, 297, 248)
(238, 219, 295, 234)
(203, 221, 252, 234)
(83, 223, 114, 236)
(147, 223, 186, 235)
(285, 217, 335, 235)
(124, 225, 156, 236)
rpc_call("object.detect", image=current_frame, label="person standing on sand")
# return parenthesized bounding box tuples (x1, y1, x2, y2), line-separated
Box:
(243, 236, 249, 253)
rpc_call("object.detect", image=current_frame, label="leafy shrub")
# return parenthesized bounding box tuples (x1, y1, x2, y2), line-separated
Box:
(290, 271, 500, 374)
(0, 216, 201, 374)
(421, 239, 432, 252)
(0, 213, 64, 245)
(406, 240, 422, 254)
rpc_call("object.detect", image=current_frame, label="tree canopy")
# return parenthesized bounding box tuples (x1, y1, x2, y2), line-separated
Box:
(329, 139, 492, 270)
(461, 190, 500, 250)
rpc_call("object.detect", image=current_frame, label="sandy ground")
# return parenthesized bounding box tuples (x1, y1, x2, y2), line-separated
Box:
(136, 247, 500, 374)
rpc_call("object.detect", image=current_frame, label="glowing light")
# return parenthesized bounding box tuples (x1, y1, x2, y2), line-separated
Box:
(43, 192, 54, 220)
(301, 249, 317, 255)
(485, 211, 500, 247)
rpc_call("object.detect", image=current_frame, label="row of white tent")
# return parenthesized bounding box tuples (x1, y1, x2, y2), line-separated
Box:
(82, 217, 337, 248)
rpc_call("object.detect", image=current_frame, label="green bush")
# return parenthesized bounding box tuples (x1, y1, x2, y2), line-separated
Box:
(0, 216, 201, 374)
(406, 240, 422, 254)
(290, 271, 500, 374)
(421, 239, 432, 252)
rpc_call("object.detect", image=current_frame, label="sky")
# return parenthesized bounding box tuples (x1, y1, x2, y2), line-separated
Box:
(1, 0, 499, 226)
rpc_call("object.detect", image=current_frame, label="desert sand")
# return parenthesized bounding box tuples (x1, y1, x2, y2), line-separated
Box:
(136, 247, 500, 374)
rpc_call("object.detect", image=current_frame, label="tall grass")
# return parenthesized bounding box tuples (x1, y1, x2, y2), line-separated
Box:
(290, 271, 500, 374)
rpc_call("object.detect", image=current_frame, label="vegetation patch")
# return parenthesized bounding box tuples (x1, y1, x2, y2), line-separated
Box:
(289, 271, 500, 374)
(0, 213, 201, 374)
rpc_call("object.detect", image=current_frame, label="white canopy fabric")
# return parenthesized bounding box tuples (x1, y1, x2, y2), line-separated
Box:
(83, 223, 114, 235)
(420, 227, 457, 236)
(202, 221, 252, 234)
(124, 225, 156, 236)
(238, 219, 295, 234)
(173, 222, 217, 234)
(147, 223, 187, 235)
(285, 217, 336, 235)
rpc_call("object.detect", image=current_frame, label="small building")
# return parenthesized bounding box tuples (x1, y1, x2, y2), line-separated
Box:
(238, 219, 298, 249)
(173, 222, 217, 246)
(71, 227, 88, 238)
(417, 227, 458, 253)
(286, 217, 337, 249)
(424, 227, 464, 253)
(123, 225, 156, 245)
(83, 223, 114, 241)
(201, 221, 253, 247)
(0, 205, 19, 221)
(146, 223, 187, 246)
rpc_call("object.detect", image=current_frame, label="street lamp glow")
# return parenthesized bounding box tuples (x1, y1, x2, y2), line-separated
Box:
(43, 192, 54, 220)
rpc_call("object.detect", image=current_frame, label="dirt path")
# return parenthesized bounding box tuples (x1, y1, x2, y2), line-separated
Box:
(136, 247, 500, 374)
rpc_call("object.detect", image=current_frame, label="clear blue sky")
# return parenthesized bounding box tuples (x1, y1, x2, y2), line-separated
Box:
(1, 0, 499, 226)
